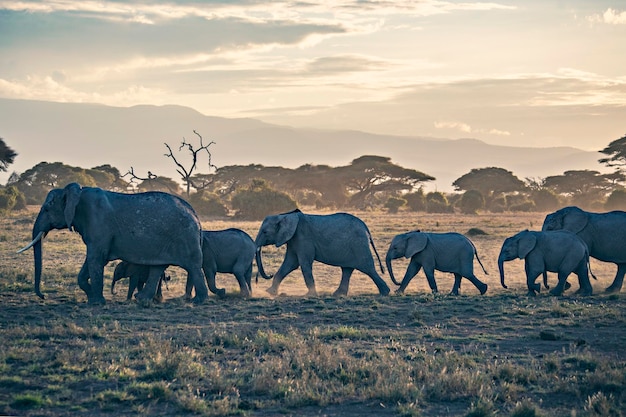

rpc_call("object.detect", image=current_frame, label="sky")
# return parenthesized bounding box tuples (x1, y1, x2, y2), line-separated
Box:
(1, 0, 625, 151)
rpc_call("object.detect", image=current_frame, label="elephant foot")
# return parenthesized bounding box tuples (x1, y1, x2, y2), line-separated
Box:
(527, 290, 538, 297)
(548, 288, 563, 296)
(332, 288, 347, 297)
(307, 288, 320, 297)
(266, 286, 279, 296)
(394, 288, 405, 295)
(605, 284, 622, 294)
(477, 283, 488, 295)
(138, 298, 153, 308)
(191, 294, 208, 305)
(574, 287, 593, 296)
(378, 285, 390, 296)
(88, 296, 106, 305)
(448, 290, 459, 296)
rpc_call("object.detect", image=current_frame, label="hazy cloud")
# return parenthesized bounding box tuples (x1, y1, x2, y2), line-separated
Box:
(588, 8, 626, 25)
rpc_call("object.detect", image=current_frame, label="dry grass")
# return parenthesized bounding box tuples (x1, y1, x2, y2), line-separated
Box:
(0, 208, 624, 416)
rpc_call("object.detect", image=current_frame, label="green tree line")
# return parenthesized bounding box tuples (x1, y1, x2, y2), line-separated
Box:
(2, 135, 626, 218)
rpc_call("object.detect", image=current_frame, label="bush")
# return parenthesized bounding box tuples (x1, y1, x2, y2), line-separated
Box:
(384, 197, 406, 214)
(404, 189, 427, 212)
(458, 190, 484, 214)
(605, 189, 626, 211)
(0, 186, 27, 213)
(426, 192, 452, 213)
(231, 179, 297, 220)
(510, 201, 536, 212)
(531, 189, 561, 212)
(187, 191, 228, 217)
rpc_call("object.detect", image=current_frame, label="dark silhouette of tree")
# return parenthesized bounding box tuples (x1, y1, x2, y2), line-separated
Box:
(164, 130, 216, 197)
(453, 167, 526, 197)
(337, 156, 434, 208)
(544, 170, 613, 208)
(458, 190, 484, 214)
(599, 134, 626, 168)
(0, 138, 17, 172)
(231, 179, 297, 220)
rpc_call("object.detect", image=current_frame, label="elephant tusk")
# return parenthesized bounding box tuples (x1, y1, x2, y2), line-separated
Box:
(16, 231, 45, 254)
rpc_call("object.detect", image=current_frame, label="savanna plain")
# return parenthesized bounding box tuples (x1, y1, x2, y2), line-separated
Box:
(0, 209, 625, 417)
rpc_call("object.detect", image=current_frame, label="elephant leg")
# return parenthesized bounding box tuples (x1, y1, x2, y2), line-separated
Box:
(606, 263, 626, 293)
(244, 265, 253, 295)
(126, 276, 137, 301)
(360, 267, 390, 296)
(154, 276, 164, 303)
(450, 273, 462, 295)
(463, 274, 488, 295)
(233, 268, 252, 297)
(76, 262, 92, 296)
(135, 266, 164, 306)
(193, 267, 215, 302)
(423, 267, 438, 294)
(202, 267, 226, 298)
(573, 264, 593, 296)
(549, 272, 571, 296)
(396, 261, 421, 294)
(267, 253, 299, 296)
(86, 256, 106, 305)
(299, 262, 317, 296)
(333, 267, 354, 296)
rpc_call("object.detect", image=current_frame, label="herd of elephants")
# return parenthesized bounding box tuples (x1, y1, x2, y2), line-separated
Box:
(15, 183, 626, 305)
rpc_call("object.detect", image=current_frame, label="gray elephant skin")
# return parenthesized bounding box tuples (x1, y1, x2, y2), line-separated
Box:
(498, 229, 594, 296)
(17, 182, 210, 305)
(255, 209, 390, 296)
(542, 206, 626, 293)
(385, 231, 488, 295)
(185, 228, 256, 298)
(111, 261, 169, 302)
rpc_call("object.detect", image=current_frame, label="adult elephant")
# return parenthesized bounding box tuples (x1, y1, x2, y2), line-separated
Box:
(385, 231, 488, 295)
(542, 206, 626, 293)
(17, 182, 210, 305)
(498, 229, 594, 296)
(255, 209, 390, 296)
(111, 261, 169, 302)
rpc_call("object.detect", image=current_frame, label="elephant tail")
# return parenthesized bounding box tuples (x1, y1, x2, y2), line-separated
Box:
(468, 239, 488, 275)
(588, 260, 597, 281)
(543, 271, 550, 289)
(368, 233, 385, 274)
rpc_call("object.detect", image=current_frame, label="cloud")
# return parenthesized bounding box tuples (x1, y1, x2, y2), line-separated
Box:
(434, 121, 510, 136)
(588, 8, 626, 25)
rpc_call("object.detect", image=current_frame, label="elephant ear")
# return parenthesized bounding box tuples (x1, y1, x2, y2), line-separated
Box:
(405, 233, 428, 258)
(518, 233, 537, 259)
(63, 183, 82, 231)
(275, 212, 299, 247)
(561, 207, 588, 234)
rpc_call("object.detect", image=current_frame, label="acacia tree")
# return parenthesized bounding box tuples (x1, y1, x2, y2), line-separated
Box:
(599, 134, 626, 169)
(453, 167, 526, 197)
(543, 170, 614, 208)
(0, 138, 17, 172)
(337, 155, 435, 208)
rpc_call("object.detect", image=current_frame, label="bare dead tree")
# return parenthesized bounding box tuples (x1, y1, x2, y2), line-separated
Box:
(123, 167, 180, 195)
(165, 130, 216, 198)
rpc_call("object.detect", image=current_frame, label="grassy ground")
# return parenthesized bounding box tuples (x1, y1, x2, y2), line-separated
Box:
(0, 208, 624, 416)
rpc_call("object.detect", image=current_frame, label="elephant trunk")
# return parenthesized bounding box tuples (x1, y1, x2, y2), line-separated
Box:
(255, 247, 273, 280)
(498, 255, 508, 289)
(33, 237, 44, 299)
(386, 254, 401, 286)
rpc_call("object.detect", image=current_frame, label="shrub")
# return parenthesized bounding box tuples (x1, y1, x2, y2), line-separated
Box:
(510, 201, 536, 212)
(458, 190, 484, 214)
(0, 186, 27, 213)
(187, 191, 228, 217)
(384, 197, 406, 214)
(231, 179, 297, 220)
(426, 192, 452, 213)
(530, 189, 560, 212)
(605, 189, 626, 211)
(404, 189, 427, 212)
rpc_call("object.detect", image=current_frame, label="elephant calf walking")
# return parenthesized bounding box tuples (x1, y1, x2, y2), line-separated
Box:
(255, 209, 390, 296)
(385, 231, 488, 295)
(498, 229, 594, 296)
(111, 261, 169, 302)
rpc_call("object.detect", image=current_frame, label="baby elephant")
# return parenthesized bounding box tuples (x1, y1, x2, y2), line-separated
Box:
(498, 230, 594, 296)
(185, 228, 257, 298)
(386, 231, 488, 295)
(111, 261, 170, 302)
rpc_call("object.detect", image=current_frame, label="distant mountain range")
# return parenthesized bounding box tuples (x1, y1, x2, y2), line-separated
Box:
(0, 98, 606, 192)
